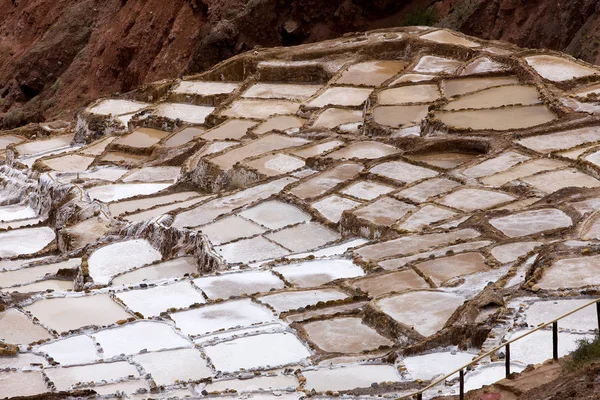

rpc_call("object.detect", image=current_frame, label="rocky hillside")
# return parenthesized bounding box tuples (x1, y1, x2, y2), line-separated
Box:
(2, 0, 600, 129)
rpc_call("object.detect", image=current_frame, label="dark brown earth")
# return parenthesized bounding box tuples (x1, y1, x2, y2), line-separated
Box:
(2, 0, 600, 130)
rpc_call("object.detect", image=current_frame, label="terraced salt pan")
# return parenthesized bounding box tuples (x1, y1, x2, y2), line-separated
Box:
(462, 151, 529, 178)
(205, 375, 298, 393)
(254, 115, 306, 134)
(273, 259, 365, 287)
(122, 166, 181, 183)
(326, 141, 399, 160)
(377, 291, 465, 337)
(24, 294, 131, 332)
(397, 204, 456, 231)
(312, 195, 361, 223)
(538, 255, 600, 289)
(415, 252, 489, 286)
(0, 308, 51, 344)
(0, 134, 23, 150)
(108, 191, 200, 215)
(442, 76, 519, 97)
(491, 241, 542, 263)
(0, 258, 80, 288)
(37, 335, 98, 366)
(355, 229, 481, 261)
(87, 99, 149, 116)
(421, 30, 480, 47)
(205, 332, 310, 372)
(154, 103, 214, 124)
(173, 178, 295, 228)
(111, 257, 197, 286)
(0, 353, 48, 370)
(45, 361, 139, 391)
(313, 108, 362, 129)
(202, 119, 256, 140)
(193, 270, 284, 299)
(288, 163, 363, 199)
(413, 55, 462, 74)
(87, 183, 171, 202)
(239, 199, 310, 230)
(438, 188, 515, 211)
(265, 222, 341, 253)
(378, 84, 441, 105)
(215, 236, 290, 264)
(350, 269, 429, 297)
(0, 371, 49, 399)
(210, 134, 308, 169)
(258, 288, 348, 313)
(125, 197, 204, 222)
(201, 215, 266, 245)
(306, 87, 373, 107)
(242, 83, 321, 100)
(245, 153, 305, 176)
(116, 281, 206, 317)
(462, 57, 509, 74)
(489, 208, 572, 237)
(370, 160, 438, 184)
(436, 105, 556, 130)
(303, 317, 392, 353)
(115, 127, 170, 148)
(87, 239, 162, 285)
(0, 203, 36, 222)
(173, 80, 239, 96)
(7, 279, 72, 293)
(100, 151, 147, 164)
(481, 159, 568, 186)
(291, 140, 344, 159)
(521, 168, 600, 193)
(222, 99, 299, 119)
(390, 73, 436, 84)
(403, 351, 475, 380)
(444, 85, 540, 110)
(164, 127, 204, 147)
(336, 61, 405, 86)
(0, 216, 43, 230)
(525, 55, 598, 81)
(42, 154, 95, 172)
(352, 196, 415, 225)
(341, 180, 395, 201)
(133, 348, 213, 385)
(372, 104, 429, 127)
(302, 364, 401, 392)
(397, 178, 461, 203)
(408, 151, 478, 169)
(518, 126, 600, 153)
(15, 134, 73, 156)
(94, 321, 190, 357)
(0, 227, 55, 258)
(171, 299, 275, 336)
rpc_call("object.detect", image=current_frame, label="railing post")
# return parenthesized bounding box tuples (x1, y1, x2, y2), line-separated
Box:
(505, 342, 511, 378)
(553, 321, 559, 361)
(459, 369, 465, 400)
(596, 301, 600, 333)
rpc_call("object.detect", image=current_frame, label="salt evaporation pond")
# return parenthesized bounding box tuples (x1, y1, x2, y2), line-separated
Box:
(0, 227, 55, 258)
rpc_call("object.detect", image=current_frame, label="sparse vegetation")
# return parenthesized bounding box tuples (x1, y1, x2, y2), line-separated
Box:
(401, 8, 438, 27)
(567, 335, 600, 371)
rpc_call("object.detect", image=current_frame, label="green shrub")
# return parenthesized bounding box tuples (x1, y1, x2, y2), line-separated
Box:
(401, 8, 439, 27)
(567, 335, 600, 371)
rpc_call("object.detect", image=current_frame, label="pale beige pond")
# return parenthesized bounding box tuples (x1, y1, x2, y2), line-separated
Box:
(202, 119, 256, 140)
(254, 115, 306, 134)
(408, 151, 477, 169)
(525, 55, 598, 82)
(378, 84, 441, 105)
(115, 127, 170, 148)
(164, 127, 205, 147)
(221, 99, 299, 119)
(442, 76, 519, 97)
(420, 30, 480, 47)
(443, 85, 540, 110)
(313, 108, 362, 129)
(242, 83, 321, 100)
(42, 154, 95, 172)
(336, 60, 406, 86)
(435, 105, 556, 130)
(372, 104, 429, 127)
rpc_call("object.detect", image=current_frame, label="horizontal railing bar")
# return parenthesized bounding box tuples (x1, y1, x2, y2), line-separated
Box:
(398, 297, 600, 399)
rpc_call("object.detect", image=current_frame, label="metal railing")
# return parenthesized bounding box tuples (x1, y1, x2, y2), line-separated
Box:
(403, 298, 600, 400)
